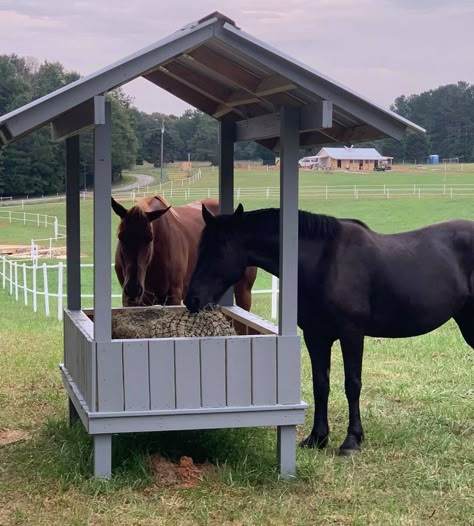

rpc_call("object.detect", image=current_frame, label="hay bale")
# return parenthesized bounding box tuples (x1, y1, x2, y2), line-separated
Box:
(112, 307, 236, 339)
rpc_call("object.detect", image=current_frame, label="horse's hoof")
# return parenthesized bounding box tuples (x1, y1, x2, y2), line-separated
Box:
(337, 446, 360, 457)
(299, 434, 328, 449)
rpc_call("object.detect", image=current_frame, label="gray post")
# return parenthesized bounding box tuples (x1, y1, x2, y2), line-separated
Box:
(160, 119, 164, 183)
(93, 98, 112, 342)
(277, 106, 300, 478)
(94, 434, 112, 479)
(218, 119, 235, 306)
(279, 106, 300, 336)
(278, 425, 297, 479)
(66, 135, 81, 310)
(68, 398, 79, 427)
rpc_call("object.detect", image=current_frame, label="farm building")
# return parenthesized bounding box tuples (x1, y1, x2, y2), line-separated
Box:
(315, 147, 393, 171)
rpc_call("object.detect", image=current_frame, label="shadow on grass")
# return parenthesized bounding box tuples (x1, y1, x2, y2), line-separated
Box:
(14, 417, 283, 490)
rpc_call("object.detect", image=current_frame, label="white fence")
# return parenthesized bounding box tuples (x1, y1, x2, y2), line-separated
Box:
(115, 182, 474, 203)
(0, 256, 279, 322)
(0, 210, 66, 262)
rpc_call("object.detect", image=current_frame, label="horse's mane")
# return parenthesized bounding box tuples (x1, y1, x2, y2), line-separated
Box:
(242, 209, 368, 240)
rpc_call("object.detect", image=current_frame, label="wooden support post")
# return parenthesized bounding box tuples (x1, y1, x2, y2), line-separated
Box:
(94, 434, 112, 479)
(277, 425, 297, 479)
(218, 119, 235, 306)
(93, 98, 112, 342)
(279, 107, 299, 336)
(66, 135, 81, 311)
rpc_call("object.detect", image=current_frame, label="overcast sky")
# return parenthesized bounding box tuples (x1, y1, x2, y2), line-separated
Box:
(1, 0, 473, 115)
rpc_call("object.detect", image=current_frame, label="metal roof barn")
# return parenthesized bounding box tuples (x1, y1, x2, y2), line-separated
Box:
(0, 12, 422, 480)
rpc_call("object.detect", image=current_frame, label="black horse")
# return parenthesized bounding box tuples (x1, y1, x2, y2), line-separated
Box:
(184, 204, 474, 454)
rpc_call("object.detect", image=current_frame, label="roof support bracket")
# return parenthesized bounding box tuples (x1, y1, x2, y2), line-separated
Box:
(235, 100, 332, 142)
(51, 96, 106, 142)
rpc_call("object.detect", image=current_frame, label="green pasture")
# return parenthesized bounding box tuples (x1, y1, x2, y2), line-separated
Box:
(0, 167, 473, 525)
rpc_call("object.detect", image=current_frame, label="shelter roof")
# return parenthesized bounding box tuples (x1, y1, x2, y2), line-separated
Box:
(0, 12, 424, 149)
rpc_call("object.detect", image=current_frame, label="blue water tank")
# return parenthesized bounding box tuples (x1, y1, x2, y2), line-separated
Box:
(427, 154, 439, 164)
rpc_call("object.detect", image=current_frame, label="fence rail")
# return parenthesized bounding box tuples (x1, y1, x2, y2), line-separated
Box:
(112, 182, 474, 203)
(0, 256, 279, 321)
(0, 210, 66, 261)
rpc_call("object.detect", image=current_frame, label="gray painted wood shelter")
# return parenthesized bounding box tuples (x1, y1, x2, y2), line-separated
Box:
(0, 12, 422, 480)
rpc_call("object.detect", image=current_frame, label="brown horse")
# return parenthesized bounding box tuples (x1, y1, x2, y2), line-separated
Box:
(111, 195, 257, 309)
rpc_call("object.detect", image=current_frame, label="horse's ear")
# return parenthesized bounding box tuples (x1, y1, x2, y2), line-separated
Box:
(233, 203, 244, 221)
(202, 204, 215, 226)
(146, 207, 170, 222)
(111, 198, 128, 219)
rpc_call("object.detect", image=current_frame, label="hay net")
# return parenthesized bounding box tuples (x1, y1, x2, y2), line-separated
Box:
(112, 306, 237, 339)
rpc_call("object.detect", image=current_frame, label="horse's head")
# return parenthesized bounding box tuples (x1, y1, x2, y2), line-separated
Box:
(111, 197, 170, 306)
(184, 203, 247, 313)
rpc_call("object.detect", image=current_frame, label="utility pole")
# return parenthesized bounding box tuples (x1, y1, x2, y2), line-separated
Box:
(160, 119, 164, 183)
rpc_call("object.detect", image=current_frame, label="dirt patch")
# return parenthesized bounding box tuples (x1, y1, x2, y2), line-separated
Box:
(148, 454, 214, 489)
(0, 222, 8, 227)
(0, 429, 31, 447)
(0, 244, 32, 255)
(0, 243, 87, 259)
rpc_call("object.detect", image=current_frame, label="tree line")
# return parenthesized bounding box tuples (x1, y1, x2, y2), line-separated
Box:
(1, 54, 473, 196)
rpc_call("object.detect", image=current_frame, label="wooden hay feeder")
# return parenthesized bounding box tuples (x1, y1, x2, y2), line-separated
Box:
(63, 303, 304, 479)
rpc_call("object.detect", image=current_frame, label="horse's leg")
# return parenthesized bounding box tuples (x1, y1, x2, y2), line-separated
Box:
(454, 304, 474, 349)
(300, 329, 333, 449)
(234, 267, 257, 311)
(339, 327, 365, 454)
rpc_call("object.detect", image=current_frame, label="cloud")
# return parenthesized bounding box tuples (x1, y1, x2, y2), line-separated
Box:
(0, 0, 472, 115)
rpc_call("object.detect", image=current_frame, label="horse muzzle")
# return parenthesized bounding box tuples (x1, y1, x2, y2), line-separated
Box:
(184, 295, 202, 313)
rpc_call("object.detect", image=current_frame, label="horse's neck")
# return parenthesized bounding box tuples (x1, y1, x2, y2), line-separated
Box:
(243, 211, 281, 277)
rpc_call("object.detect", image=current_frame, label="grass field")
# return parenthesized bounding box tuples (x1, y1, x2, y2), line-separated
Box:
(0, 167, 473, 525)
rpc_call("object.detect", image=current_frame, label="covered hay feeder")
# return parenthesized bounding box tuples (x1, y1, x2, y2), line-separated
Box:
(0, 12, 421, 480)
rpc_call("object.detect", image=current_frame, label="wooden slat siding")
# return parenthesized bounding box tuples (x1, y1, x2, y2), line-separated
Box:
(149, 339, 175, 410)
(252, 336, 277, 406)
(200, 338, 226, 408)
(88, 340, 97, 411)
(226, 337, 252, 407)
(123, 341, 150, 411)
(277, 335, 301, 404)
(64, 313, 71, 371)
(96, 341, 124, 412)
(174, 339, 201, 409)
(64, 310, 96, 410)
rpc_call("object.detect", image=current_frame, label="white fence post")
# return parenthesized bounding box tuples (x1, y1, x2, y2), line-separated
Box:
(49, 238, 53, 258)
(271, 275, 278, 321)
(266, 187, 270, 200)
(23, 263, 28, 306)
(57, 262, 63, 321)
(23, 212, 26, 225)
(9, 260, 13, 295)
(54, 217, 58, 240)
(9, 210, 12, 224)
(14, 262, 19, 300)
(37, 213, 40, 226)
(33, 264, 37, 313)
(2, 256, 5, 289)
(43, 263, 49, 317)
